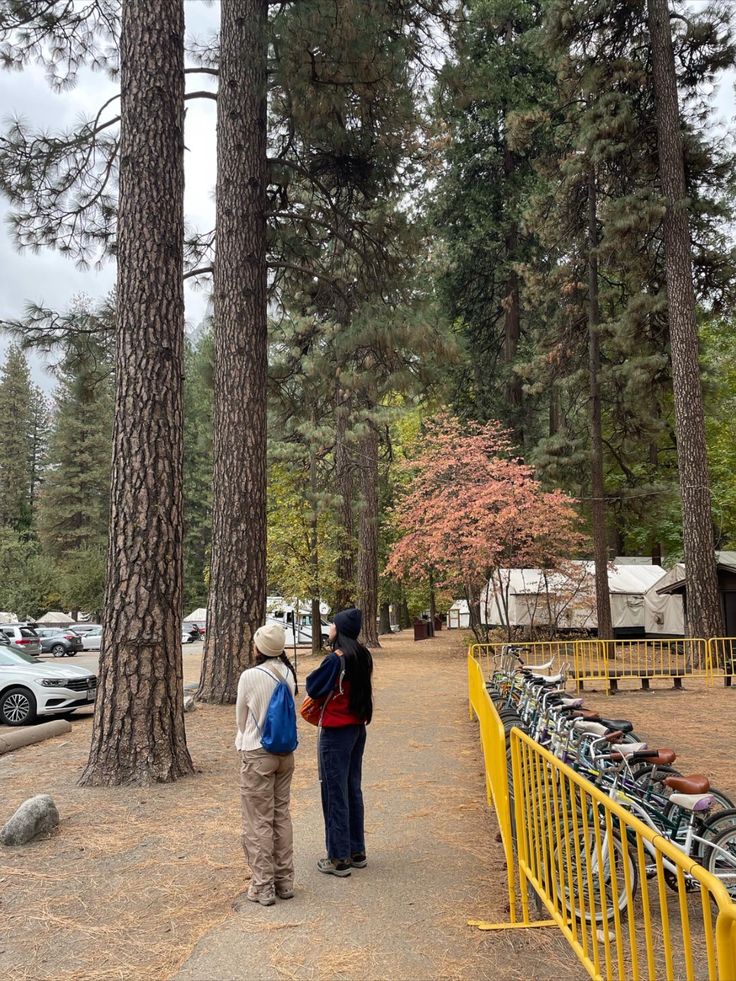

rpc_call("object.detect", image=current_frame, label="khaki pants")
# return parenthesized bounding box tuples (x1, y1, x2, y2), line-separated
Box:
(239, 748, 295, 891)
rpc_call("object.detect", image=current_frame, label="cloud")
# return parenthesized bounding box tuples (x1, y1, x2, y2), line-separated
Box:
(0, 3, 220, 387)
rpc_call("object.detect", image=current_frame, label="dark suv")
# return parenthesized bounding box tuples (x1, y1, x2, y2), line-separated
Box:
(35, 627, 83, 658)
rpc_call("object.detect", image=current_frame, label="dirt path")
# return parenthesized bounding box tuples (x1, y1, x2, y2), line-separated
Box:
(176, 634, 570, 981)
(0, 632, 570, 980)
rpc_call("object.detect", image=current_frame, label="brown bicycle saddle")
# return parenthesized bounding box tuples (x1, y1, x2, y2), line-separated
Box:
(664, 774, 710, 794)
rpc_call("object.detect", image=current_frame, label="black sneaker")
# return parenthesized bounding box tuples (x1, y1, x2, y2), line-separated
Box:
(317, 857, 352, 877)
(351, 853, 367, 868)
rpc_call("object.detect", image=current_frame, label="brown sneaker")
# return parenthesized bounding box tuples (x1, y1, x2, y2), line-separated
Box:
(247, 883, 275, 907)
(351, 853, 367, 868)
(276, 883, 295, 899)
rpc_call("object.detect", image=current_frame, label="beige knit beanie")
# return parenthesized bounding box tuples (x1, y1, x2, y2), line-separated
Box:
(254, 622, 286, 657)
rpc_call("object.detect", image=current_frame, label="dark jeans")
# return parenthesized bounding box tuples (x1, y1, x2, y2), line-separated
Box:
(319, 723, 366, 861)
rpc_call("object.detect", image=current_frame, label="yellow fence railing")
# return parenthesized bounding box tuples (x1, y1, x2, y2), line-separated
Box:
(467, 651, 736, 979)
(470, 637, 720, 691)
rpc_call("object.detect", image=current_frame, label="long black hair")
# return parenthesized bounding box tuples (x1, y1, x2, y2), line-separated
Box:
(254, 651, 299, 694)
(333, 632, 373, 723)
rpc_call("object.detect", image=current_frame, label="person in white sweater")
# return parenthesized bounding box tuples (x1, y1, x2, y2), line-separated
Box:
(235, 623, 298, 907)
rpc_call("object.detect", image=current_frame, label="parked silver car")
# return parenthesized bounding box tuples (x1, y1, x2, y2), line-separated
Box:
(0, 624, 42, 658)
(0, 642, 97, 726)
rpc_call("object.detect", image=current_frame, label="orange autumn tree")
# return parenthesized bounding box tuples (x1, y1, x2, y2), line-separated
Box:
(386, 414, 587, 640)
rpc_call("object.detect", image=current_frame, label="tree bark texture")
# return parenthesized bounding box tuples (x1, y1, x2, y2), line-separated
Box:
(309, 441, 322, 656)
(503, 138, 523, 430)
(647, 0, 722, 639)
(197, 0, 269, 703)
(357, 423, 380, 648)
(378, 601, 392, 634)
(587, 168, 614, 644)
(399, 593, 411, 630)
(81, 0, 192, 786)
(334, 384, 355, 610)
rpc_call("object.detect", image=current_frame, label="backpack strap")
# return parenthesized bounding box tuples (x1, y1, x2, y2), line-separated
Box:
(251, 665, 286, 734)
(255, 665, 282, 685)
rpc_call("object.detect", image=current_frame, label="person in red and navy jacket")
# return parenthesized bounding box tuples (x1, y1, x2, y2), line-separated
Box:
(306, 607, 373, 878)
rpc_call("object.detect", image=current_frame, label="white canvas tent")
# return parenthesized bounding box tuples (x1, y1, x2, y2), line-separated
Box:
(36, 611, 74, 626)
(185, 607, 207, 623)
(0, 612, 19, 624)
(447, 599, 470, 629)
(482, 561, 668, 634)
(644, 564, 685, 636)
(482, 569, 549, 627)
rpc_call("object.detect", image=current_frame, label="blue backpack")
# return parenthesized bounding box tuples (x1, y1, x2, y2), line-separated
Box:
(255, 667, 298, 754)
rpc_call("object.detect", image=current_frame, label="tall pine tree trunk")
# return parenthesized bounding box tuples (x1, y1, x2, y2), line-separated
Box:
(647, 0, 722, 640)
(309, 437, 322, 656)
(378, 601, 391, 634)
(198, 0, 268, 702)
(334, 382, 355, 610)
(81, 0, 192, 786)
(587, 167, 614, 646)
(503, 147, 522, 417)
(357, 422, 380, 648)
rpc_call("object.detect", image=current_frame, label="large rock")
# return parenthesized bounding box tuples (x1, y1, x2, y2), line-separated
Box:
(183, 695, 197, 713)
(1, 794, 59, 846)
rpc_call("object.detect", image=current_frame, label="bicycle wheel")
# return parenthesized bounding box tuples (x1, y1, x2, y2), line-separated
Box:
(695, 808, 736, 862)
(704, 825, 736, 901)
(554, 828, 637, 924)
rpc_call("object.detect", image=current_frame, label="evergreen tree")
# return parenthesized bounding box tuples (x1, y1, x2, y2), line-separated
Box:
(433, 0, 554, 443)
(28, 385, 50, 515)
(0, 343, 34, 531)
(647, 0, 726, 636)
(183, 330, 214, 612)
(37, 333, 113, 560)
(81, 0, 192, 786)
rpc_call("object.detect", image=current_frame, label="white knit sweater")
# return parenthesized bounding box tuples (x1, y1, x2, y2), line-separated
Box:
(235, 660, 295, 752)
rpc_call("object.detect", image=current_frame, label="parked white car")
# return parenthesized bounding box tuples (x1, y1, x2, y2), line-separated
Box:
(0, 644, 97, 726)
(80, 627, 103, 650)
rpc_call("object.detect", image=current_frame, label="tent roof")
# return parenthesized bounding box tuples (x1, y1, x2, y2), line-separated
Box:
(36, 611, 74, 624)
(489, 563, 665, 597)
(658, 552, 736, 595)
(607, 564, 666, 594)
(185, 608, 207, 621)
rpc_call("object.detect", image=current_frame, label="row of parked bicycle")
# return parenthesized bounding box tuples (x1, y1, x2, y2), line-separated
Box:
(486, 646, 736, 917)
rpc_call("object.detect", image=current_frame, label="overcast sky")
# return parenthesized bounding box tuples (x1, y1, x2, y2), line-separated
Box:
(1, 3, 735, 392)
(0, 1, 220, 389)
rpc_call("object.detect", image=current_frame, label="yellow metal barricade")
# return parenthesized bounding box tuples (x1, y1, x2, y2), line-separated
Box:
(467, 649, 736, 979)
(471, 637, 716, 692)
(467, 653, 524, 923)
(708, 638, 736, 686)
(469, 640, 578, 680)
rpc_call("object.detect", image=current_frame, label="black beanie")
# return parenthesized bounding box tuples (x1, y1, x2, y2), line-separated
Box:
(334, 607, 362, 640)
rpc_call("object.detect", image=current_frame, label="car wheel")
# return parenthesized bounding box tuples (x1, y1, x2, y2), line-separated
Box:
(51, 644, 66, 658)
(0, 687, 37, 726)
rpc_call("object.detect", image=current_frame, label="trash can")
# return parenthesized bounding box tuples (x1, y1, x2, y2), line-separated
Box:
(433, 615, 443, 632)
(413, 619, 428, 641)
(426, 618, 435, 638)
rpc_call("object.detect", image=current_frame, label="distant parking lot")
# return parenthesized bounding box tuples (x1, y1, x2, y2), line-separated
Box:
(0, 641, 205, 730)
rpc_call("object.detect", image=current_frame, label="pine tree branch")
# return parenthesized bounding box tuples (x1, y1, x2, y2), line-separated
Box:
(183, 266, 214, 281)
(185, 91, 217, 103)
